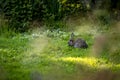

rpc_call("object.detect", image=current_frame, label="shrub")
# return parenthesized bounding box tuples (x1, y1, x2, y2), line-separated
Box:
(0, 0, 32, 32)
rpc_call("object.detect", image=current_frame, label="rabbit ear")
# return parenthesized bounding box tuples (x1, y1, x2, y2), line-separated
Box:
(70, 32, 74, 39)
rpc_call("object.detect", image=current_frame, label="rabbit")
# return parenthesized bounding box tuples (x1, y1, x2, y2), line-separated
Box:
(68, 33, 88, 48)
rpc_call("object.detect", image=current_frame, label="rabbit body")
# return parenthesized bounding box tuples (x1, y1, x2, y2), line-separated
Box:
(74, 38, 88, 48)
(68, 33, 88, 48)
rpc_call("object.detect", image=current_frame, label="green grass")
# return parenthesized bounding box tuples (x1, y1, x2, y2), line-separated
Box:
(0, 13, 120, 80)
(0, 28, 120, 80)
(0, 35, 29, 80)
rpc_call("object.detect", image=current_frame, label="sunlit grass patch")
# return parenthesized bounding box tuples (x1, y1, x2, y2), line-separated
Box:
(58, 57, 119, 69)
(60, 57, 98, 65)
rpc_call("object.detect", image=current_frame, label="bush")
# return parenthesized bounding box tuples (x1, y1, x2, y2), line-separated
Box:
(0, 14, 16, 37)
(0, 0, 32, 32)
(0, 0, 88, 32)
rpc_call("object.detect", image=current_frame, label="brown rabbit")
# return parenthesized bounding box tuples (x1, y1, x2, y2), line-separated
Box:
(68, 33, 88, 48)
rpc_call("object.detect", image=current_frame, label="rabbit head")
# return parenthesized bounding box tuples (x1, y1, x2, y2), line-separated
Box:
(68, 39, 74, 46)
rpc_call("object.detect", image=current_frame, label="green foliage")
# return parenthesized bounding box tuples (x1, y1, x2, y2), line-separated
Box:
(32, 0, 45, 20)
(0, 0, 32, 32)
(0, 0, 120, 32)
(9, 0, 32, 32)
(43, 0, 61, 20)
(59, 0, 84, 15)
(44, 15, 67, 30)
(0, 14, 16, 37)
(0, 0, 88, 32)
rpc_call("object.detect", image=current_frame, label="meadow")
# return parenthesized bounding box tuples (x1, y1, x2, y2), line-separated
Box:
(0, 12, 120, 80)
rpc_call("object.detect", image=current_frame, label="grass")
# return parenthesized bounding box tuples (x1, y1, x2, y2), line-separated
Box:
(0, 28, 120, 80)
(0, 14, 120, 80)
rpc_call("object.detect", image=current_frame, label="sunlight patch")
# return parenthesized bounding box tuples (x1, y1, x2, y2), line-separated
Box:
(59, 57, 114, 69)
(60, 57, 98, 66)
